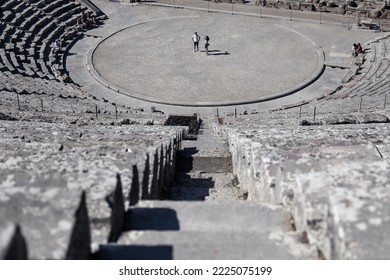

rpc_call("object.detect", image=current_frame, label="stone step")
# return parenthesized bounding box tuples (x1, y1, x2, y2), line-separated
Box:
(101, 200, 315, 260)
(99, 231, 311, 260)
(169, 172, 245, 201)
(176, 153, 232, 173)
(278, 158, 390, 259)
(184, 118, 230, 152)
(178, 119, 231, 173)
(128, 200, 285, 232)
(370, 43, 377, 62)
(43, 0, 68, 14)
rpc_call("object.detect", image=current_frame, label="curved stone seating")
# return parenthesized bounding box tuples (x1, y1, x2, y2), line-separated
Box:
(2, 10, 16, 23)
(378, 40, 386, 59)
(369, 42, 377, 62)
(1, 0, 20, 11)
(19, 10, 39, 30)
(384, 39, 390, 58)
(47, 25, 82, 79)
(49, 2, 79, 18)
(42, 0, 68, 14)
(11, 0, 27, 13)
(0, 69, 171, 127)
(279, 37, 390, 117)
(328, 37, 390, 103)
(0, 0, 98, 80)
(372, 59, 390, 79)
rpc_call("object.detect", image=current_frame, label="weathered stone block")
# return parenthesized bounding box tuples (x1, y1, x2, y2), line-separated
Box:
(221, 124, 390, 205)
(0, 185, 90, 259)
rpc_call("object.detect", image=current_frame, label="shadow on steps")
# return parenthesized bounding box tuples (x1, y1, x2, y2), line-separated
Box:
(92, 208, 179, 260)
(123, 208, 180, 231)
(93, 245, 173, 260)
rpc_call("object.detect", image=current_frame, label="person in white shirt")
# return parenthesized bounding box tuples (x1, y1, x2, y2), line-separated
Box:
(192, 32, 200, 52)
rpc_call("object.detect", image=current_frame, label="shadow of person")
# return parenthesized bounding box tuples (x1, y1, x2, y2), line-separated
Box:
(209, 51, 230, 56)
(202, 49, 230, 56)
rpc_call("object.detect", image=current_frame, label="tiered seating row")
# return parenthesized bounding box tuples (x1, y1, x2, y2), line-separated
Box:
(0, 70, 169, 126)
(213, 122, 390, 259)
(0, 0, 92, 80)
(0, 120, 187, 259)
(332, 37, 390, 99)
(224, 37, 390, 125)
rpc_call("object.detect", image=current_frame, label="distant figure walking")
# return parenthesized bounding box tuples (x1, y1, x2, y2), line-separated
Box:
(192, 32, 200, 52)
(204, 35, 210, 55)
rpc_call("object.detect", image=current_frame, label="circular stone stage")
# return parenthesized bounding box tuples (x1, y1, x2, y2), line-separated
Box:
(92, 14, 322, 106)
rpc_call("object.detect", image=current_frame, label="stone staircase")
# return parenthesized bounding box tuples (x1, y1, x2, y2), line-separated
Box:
(93, 117, 316, 260)
(170, 118, 241, 201)
(106, 200, 313, 260)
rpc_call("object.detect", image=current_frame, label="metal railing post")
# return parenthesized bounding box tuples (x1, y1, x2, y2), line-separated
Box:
(17, 94, 20, 110)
